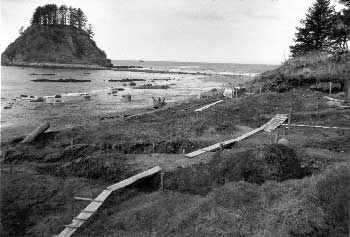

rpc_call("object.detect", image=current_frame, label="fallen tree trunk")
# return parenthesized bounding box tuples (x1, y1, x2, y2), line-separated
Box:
(20, 122, 50, 143)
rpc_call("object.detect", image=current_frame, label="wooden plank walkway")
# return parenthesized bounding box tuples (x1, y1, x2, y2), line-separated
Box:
(281, 123, 350, 130)
(323, 96, 344, 103)
(57, 166, 161, 237)
(186, 114, 287, 158)
(194, 100, 223, 112)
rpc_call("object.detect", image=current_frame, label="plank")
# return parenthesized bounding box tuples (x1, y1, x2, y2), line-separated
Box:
(20, 122, 50, 143)
(323, 96, 344, 103)
(281, 123, 350, 130)
(74, 197, 94, 201)
(186, 149, 207, 158)
(107, 166, 162, 191)
(194, 100, 223, 112)
(58, 167, 161, 237)
(186, 127, 264, 158)
(263, 114, 288, 132)
(186, 114, 286, 158)
(94, 190, 113, 202)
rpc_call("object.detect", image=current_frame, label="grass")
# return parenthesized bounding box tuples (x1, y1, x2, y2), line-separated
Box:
(1, 85, 349, 236)
(71, 163, 349, 237)
(259, 51, 350, 92)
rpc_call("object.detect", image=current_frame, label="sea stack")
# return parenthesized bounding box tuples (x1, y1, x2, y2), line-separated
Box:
(1, 4, 112, 68)
(1, 25, 112, 68)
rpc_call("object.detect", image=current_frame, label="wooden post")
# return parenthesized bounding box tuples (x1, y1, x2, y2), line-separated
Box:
(345, 79, 350, 103)
(329, 82, 332, 95)
(20, 122, 50, 143)
(287, 108, 292, 133)
(274, 133, 279, 144)
(160, 173, 164, 192)
(220, 143, 224, 152)
(259, 87, 262, 94)
(152, 141, 155, 153)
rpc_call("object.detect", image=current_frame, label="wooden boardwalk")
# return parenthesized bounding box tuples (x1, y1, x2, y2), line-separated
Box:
(194, 100, 223, 112)
(56, 166, 161, 237)
(186, 114, 288, 158)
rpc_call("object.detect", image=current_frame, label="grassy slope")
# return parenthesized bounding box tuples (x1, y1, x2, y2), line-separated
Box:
(258, 51, 350, 92)
(1, 65, 350, 236)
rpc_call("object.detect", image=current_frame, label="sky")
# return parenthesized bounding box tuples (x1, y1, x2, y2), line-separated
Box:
(0, 0, 341, 64)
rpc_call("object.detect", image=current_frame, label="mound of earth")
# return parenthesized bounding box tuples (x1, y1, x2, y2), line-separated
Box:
(164, 144, 309, 194)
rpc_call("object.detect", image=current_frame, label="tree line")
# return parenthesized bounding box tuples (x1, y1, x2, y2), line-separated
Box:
(30, 4, 94, 38)
(290, 0, 350, 57)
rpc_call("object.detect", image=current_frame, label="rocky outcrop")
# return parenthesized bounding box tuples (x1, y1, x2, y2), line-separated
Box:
(1, 25, 112, 68)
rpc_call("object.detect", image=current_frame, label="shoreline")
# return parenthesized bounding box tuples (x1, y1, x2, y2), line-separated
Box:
(1, 62, 111, 70)
(2, 62, 262, 77)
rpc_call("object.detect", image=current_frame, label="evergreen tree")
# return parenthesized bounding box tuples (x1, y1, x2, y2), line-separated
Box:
(76, 8, 87, 29)
(58, 5, 68, 25)
(330, 12, 348, 50)
(29, 4, 93, 35)
(19, 26, 24, 35)
(86, 24, 95, 38)
(339, 0, 350, 39)
(290, 0, 336, 56)
(68, 7, 78, 27)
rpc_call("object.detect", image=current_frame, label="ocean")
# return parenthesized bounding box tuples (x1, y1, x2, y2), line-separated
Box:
(1, 61, 276, 138)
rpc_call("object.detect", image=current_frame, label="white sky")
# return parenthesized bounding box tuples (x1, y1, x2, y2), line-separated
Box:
(0, 0, 341, 64)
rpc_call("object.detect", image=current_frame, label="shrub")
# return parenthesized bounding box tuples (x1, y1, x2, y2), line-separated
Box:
(316, 163, 350, 236)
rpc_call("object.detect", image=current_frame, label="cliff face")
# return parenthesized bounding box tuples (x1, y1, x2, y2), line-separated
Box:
(1, 25, 112, 67)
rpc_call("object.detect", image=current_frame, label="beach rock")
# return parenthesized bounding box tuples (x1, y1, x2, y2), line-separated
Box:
(55, 95, 62, 98)
(30, 97, 45, 102)
(4, 105, 12, 109)
(129, 82, 136, 86)
(20, 94, 28, 98)
(278, 138, 289, 146)
(326, 101, 342, 108)
(122, 94, 132, 101)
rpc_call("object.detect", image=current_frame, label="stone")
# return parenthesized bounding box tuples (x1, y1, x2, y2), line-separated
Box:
(278, 138, 289, 146)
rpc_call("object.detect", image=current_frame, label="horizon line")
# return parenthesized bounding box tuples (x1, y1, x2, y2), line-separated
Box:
(111, 59, 280, 66)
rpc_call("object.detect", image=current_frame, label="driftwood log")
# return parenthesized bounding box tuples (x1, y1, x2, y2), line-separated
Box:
(20, 122, 50, 143)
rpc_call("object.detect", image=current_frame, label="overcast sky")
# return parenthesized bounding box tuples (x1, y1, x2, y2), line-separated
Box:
(0, 0, 340, 64)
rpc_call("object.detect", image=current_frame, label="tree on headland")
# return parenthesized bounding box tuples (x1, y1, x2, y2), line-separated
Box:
(58, 5, 68, 25)
(30, 4, 92, 33)
(76, 8, 87, 29)
(86, 24, 95, 38)
(19, 26, 24, 35)
(290, 0, 336, 56)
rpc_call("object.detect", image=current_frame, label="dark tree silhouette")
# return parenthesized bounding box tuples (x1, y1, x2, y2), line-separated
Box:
(76, 8, 87, 29)
(339, 0, 350, 40)
(86, 24, 95, 38)
(58, 5, 68, 25)
(290, 0, 336, 56)
(30, 4, 91, 31)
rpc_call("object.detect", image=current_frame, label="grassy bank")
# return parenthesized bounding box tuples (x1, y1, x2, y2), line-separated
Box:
(1, 85, 349, 236)
(258, 51, 350, 92)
